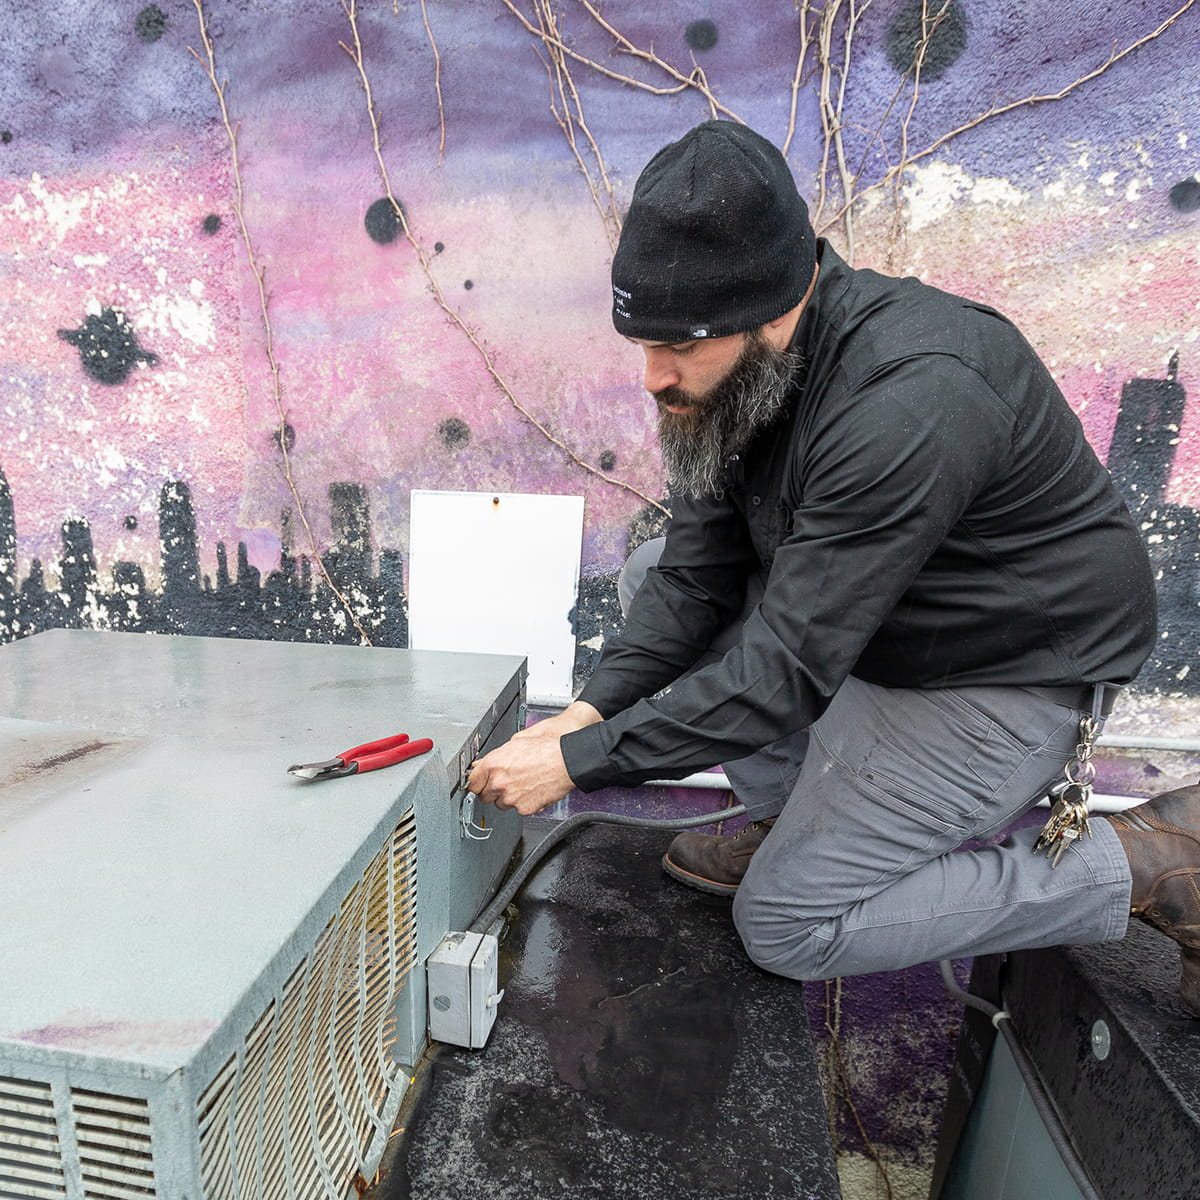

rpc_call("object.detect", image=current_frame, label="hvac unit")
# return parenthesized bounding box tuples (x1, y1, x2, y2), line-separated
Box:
(0, 631, 526, 1200)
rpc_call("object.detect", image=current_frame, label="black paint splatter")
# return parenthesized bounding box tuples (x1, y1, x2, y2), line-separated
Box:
(124, 515, 138, 531)
(571, 572, 624, 689)
(438, 417, 471, 449)
(464, 280, 474, 290)
(58, 309, 158, 385)
(1, 131, 12, 145)
(885, 0, 967, 80)
(135, 5, 167, 43)
(599, 450, 617, 472)
(365, 197, 405, 244)
(1169, 179, 1200, 213)
(685, 20, 718, 51)
(272, 423, 297, 454)
(202, 213, 221, 234)
(434, 241, 445, 253)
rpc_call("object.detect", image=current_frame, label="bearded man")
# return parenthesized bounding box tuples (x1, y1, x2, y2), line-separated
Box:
(469, 121, 1200, 1016)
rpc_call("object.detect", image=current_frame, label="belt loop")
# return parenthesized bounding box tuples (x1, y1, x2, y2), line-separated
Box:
(1091, 682, 1121, 725)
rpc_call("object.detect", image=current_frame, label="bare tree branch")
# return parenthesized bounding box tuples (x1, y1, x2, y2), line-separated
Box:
(189, 0, 372, 644)
(344, 0, 669, 517)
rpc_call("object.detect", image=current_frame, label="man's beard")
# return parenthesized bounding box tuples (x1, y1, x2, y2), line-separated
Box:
(656, 330, 803, 499)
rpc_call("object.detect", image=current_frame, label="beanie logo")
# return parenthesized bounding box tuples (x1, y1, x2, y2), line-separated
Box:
(613, 284, 633, 321)
(690, 327, 709, 339)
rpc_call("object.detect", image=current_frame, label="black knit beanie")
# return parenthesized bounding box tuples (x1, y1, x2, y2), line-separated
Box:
(611, 121, 816, 343)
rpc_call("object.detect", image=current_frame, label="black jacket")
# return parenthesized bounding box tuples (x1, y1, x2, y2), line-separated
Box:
(562, 242, 1157, 792)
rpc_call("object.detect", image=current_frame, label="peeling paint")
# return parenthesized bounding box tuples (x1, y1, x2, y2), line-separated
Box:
(902, 161, 1026, 232)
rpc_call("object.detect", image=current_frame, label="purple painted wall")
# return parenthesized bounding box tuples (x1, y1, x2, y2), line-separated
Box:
(2, 1, 1197, 681)
(3, 2, 1198, 1192)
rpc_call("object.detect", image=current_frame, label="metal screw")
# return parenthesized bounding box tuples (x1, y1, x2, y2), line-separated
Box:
(433, 995, 452, 1012)
(1090, 1019, 1111, 1060)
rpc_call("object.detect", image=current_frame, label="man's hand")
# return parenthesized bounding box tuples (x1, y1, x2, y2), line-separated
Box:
(467, 701, 602, 817)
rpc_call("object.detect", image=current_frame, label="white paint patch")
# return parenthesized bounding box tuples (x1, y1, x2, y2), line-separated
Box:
(27, 173, 89, 239)
(93, 443, 128, 488)
(1179, 132, 1189, 150)
(1125, 178, 1148, 202)
(72, 253, 109, 269)
(1098, 170, 1118, 193)
(142, 293, 216, 349)
(969, 176, 1025, 209)
(902, 162, 1026, 233)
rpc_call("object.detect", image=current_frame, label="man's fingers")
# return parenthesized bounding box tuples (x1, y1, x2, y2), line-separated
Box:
(469, 759, 516, 809)
(466, 760, 491, 799)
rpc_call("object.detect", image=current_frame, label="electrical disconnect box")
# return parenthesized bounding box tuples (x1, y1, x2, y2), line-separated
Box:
(427, 931, 505, 1049)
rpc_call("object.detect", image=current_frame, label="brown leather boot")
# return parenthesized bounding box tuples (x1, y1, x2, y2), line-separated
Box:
(662, 818, 777, 896)
(1108, 783, 1200, 1016)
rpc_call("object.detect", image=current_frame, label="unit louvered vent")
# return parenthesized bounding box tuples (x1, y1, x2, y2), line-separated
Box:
(0, 1075, 67, 1200)
(0, 1078, 156, 1200)
(197, 811, 419, 1200)
(70, 1090, 155, 1199)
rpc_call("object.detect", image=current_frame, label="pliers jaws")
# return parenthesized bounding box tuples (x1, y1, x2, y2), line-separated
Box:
(288, 733, 434, 781)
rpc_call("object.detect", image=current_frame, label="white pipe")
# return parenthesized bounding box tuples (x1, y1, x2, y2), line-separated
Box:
(646, 771, 1142, 813)
(1098, 735, 1200, 752)
(535, 702, 1200, 755)
(645, 772, 732, 790)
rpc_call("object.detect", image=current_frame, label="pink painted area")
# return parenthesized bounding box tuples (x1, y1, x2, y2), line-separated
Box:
(208, 157, 663, 563)
(0, 137, 251, 583)
(3, 90, 1194, 595)
(1055, 362, 1127, 462)
(11, 1011, 219, 1055)
(889, 184, 1198, 516)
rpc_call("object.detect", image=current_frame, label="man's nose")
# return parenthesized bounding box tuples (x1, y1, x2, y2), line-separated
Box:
(642, 348, 680, 394)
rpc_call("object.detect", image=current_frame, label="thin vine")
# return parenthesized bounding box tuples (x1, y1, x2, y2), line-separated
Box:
(188, 0, 372, 644)
(820, 0, 1200, 241)
(339, 0, 668, 518)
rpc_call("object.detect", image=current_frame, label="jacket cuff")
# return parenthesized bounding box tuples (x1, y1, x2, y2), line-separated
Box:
(560, 722, 613, 794)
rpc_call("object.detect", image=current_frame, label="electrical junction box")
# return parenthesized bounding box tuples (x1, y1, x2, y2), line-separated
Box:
(427, 931, 504, 1050)
(0, 630, 525, 1200)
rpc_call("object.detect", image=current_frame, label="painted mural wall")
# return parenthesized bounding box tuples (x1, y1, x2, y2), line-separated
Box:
(1, 1, 1197, 701)
(2, 5, 1198, 1194)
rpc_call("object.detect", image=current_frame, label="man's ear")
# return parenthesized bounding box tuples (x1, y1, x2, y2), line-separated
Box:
(763, 265, 818, 347)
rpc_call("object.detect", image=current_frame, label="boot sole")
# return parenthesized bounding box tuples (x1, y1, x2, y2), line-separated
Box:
(662, 852, 739, 897)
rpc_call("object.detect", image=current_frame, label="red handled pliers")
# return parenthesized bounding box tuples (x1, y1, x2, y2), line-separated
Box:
(287, 733, 434, 781)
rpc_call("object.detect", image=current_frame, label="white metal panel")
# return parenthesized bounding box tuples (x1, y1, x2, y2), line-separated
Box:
(408, 490, 583, 706)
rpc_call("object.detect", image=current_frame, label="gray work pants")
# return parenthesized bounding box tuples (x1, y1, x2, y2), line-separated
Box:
(619, 538, 1132, 980)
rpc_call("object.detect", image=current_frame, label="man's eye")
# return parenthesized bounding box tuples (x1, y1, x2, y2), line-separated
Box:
(670, 343, 697, 355)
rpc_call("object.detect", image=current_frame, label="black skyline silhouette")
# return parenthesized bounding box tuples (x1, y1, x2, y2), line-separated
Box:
(0, 357, 1194, 690)
(1106, 353, 1197, 689)
(0, 472, 408, 648)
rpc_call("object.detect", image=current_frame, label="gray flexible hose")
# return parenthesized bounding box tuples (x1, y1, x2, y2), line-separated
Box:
(469, 803, 747, 934)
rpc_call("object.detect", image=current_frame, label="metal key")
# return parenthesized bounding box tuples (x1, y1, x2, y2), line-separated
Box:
(1050, 825, 1080, 868)
(1034, 781, 1092, 867)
